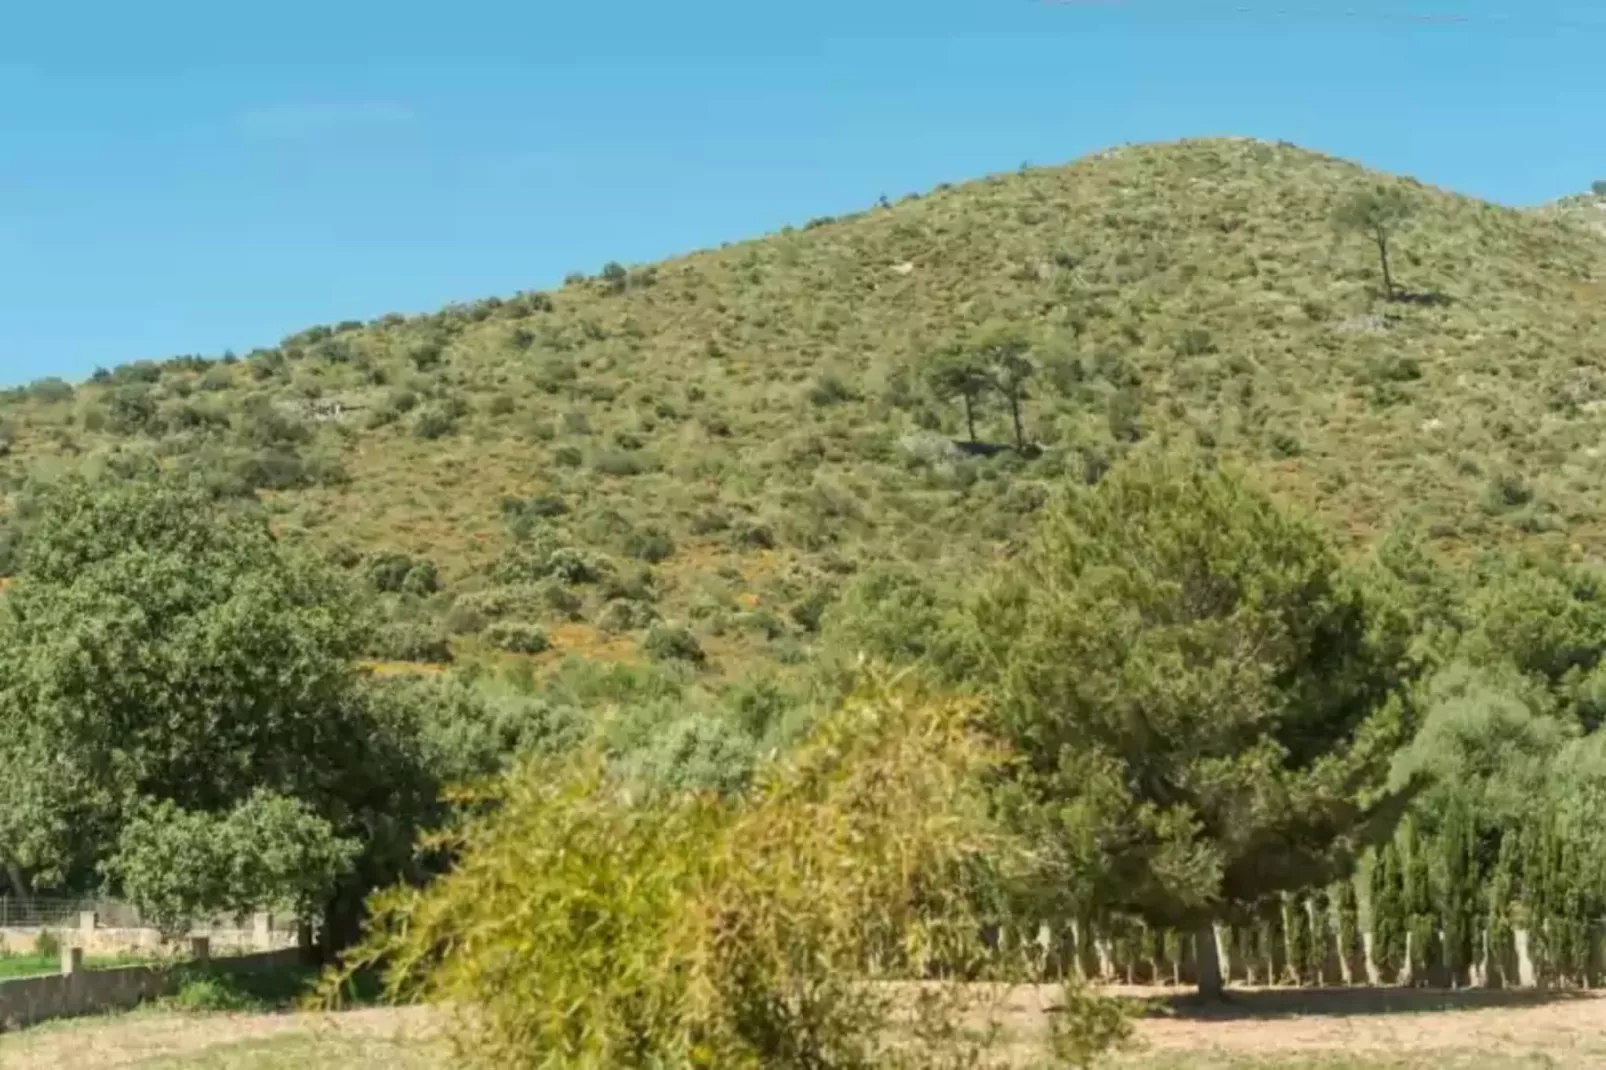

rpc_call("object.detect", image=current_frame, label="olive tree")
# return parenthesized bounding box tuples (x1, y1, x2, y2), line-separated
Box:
(966, 452, 1423, 997)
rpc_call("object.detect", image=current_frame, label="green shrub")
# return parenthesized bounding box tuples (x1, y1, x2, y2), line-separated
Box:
(485, 620, 551, 655)
(644, 623, 706, 666)
(367, 552, 439, 595)
(414, 407, 459, 440)
(443, 602, 488, 636)
(408, 341, 445, 371)
(27, 377, 75, 405)
(593, 449, 652, 477)
(598, 598, 661, 635)
(539, 580, 585, 621)
(371, 621, 453, 664)
(624, 525, 676, 563)
(807, 373, 857, 406)
(1175, 327, 1216, 356)
(32, 930, 61, 960)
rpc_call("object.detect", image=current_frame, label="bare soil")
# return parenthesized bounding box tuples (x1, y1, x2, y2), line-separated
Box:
(4, 986, 1606, 1068)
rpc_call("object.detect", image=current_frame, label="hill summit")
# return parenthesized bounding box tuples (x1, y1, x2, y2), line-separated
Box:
(4, 137, 1606, 675)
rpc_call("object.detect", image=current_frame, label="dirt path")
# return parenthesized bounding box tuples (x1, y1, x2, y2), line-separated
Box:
(6, 986, 1606, 1068)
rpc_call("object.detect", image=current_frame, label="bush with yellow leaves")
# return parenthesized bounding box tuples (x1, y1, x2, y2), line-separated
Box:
(325, 670, 1128, 1069)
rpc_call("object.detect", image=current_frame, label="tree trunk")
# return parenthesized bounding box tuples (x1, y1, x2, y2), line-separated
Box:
(962, 393, 977, 441)
(1375, 232, 1395, 299)
(1195, 924, 1225, 1000)
(3, 861, 32, 907)
(1008, 394, 1025, 452)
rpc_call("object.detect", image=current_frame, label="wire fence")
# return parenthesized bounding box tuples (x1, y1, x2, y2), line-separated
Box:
(0, 897, 301, 933)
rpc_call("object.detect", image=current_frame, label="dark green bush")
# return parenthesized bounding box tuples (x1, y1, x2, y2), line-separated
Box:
(367, 552, 440, 595)
(624, 525, 676, 563)
(598, 598, 661, 635)
(485, 621, 551, 655)
(371, 621, 453, 664)
(414, 407, 459, 440)
(643, 623, 706, 666)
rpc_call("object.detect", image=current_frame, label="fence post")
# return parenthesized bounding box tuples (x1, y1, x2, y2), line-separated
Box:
(60, 946, 83, 975)
(252, 911, 273, 949)
(190, 936, 211, 964)
(79, 910, 97, 937)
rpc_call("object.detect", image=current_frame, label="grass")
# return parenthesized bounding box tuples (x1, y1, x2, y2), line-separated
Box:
(2, 137, 1605, 684)
(0, 951, 161, 980)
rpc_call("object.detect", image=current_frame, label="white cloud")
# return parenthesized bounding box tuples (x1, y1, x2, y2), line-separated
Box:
(235, 101, 416, 140)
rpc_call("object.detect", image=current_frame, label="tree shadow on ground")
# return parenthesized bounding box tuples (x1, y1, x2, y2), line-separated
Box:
(1147, 985, 1594, 1021)
(1388, 288, 1454, 307)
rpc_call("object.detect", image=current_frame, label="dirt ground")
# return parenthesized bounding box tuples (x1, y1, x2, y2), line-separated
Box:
(4, 986, 1606, 1068)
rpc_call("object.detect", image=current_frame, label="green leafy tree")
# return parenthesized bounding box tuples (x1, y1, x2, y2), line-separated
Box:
(1333, 186, 1417, 300)
(104, 792, 359, 937)
(0, 472, 441, 945)
(967, 452, 1422, 997)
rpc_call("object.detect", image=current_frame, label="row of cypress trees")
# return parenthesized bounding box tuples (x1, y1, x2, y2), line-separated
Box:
(1067, 803, 1604, 988)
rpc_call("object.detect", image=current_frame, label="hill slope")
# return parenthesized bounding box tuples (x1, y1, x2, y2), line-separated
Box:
(4, 138, 1606, 674)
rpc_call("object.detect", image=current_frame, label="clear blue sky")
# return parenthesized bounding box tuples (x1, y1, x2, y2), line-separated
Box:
(3, 0, 1603, 386)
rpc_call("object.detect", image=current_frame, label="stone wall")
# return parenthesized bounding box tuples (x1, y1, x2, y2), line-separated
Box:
(0, 942, 311, 1031)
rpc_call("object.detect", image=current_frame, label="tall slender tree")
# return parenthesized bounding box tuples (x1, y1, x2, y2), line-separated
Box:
(1333, 186, 1416, 301)
(1436, 796, 1479, 986)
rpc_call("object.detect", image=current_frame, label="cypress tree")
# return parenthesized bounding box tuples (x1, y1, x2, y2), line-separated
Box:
(1402, 819, 1435, 984)
(1372, 843, 1406, 982)
(1487, 830, 1518, 986)
(1558, 839, 1587, 987)
(1233, 923, 1256, 985)
(1307, 890, 1332, 985)
(1522, 811, 1562, 985)
(1437, 797, 1478, 986)
(1255, 910, 1278, 985)
(1335, 877, 1361, 984)
(1162, 928, 1183, 986)
(1282, 893, 1310, 986)
(1138, 920, 1159, 984)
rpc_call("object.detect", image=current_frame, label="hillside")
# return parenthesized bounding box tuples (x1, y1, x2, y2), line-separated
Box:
(1546, 188, 1606, 236)
(3, 137, 1606, 676)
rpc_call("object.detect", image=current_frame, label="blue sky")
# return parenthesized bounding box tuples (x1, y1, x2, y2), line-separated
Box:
(3, 0, 1603, 385)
